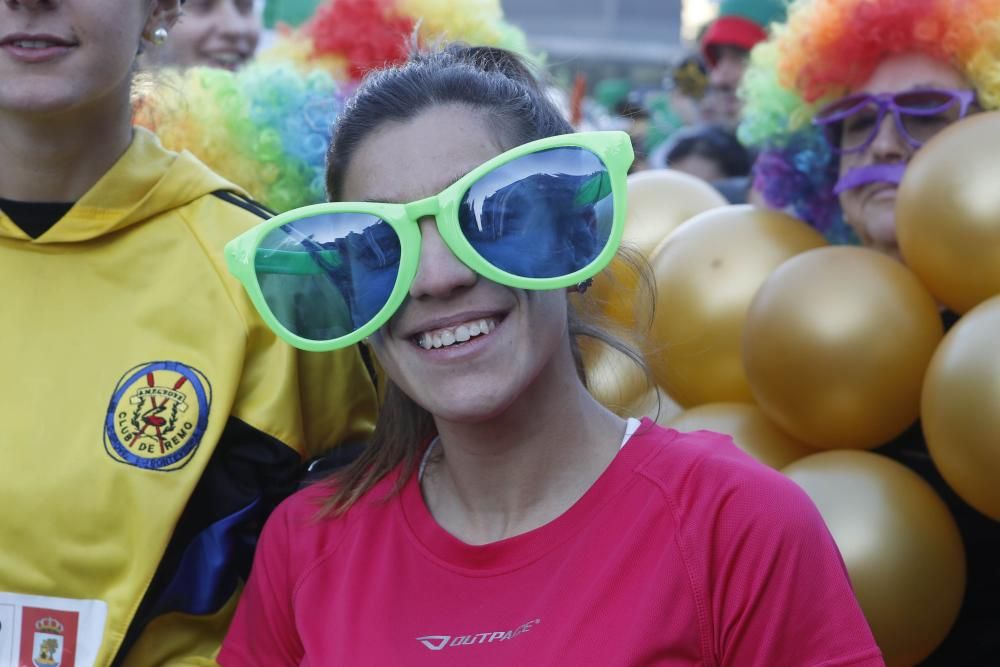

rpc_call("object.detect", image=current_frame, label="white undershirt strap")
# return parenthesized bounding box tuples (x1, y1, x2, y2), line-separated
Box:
(418, 436, 441, 483)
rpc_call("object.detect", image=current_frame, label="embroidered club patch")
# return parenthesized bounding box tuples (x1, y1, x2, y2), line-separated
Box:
(104, 361, 212, 471)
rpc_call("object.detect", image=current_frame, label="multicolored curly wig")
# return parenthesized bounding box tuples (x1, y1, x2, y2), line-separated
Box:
(258, 0, 532, 82)
(133, 0, 532, 212)
(739, 0, 1000, 241)
(133, 64, 344, 212)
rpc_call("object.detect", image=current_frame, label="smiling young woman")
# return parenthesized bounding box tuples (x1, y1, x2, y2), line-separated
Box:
(141, 0, 261, 71)
(0, 1, 375, 664)
(217, 44, 884, 666)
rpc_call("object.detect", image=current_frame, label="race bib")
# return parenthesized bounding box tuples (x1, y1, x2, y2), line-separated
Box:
(0, 593, 106, 667)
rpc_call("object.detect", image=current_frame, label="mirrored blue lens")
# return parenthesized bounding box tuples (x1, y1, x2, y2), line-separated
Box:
(254, 213, 400, 341)
(459, 146, 614, 279)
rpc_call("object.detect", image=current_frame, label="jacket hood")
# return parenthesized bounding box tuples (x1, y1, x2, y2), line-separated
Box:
(0, 128, 242, 243)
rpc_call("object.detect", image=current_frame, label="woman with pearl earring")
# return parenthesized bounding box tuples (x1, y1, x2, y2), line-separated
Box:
(142, 0, 262, 71)
(0, 0, 376, 664)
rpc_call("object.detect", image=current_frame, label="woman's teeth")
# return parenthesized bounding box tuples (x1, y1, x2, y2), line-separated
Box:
(417, 319, 497, 350)
(14, 40, 57, 48)
(205, 52, 246, 68)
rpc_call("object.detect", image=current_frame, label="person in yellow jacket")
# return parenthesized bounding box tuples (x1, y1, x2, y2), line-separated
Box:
(0, 1, 377, 665)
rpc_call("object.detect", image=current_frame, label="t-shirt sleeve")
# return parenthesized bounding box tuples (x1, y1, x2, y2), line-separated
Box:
(218, 500, 304, 666)
(678, 436, 884, 667)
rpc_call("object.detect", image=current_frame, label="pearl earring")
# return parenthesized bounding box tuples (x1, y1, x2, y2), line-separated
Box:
(152, 27, 169, 46)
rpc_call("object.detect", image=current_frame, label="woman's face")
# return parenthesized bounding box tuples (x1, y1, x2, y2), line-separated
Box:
(837, 53, 969, 258)
(150, 0, 259, 70)
(340, 104, 576, 425)
(702, 45, 749, 131)
(0, 0, 176, 115)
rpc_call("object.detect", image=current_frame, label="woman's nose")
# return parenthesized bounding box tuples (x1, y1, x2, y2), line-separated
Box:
(408, 217, 477, 299)
(215, 0, 261, 40)
(869, 113, 910, 162)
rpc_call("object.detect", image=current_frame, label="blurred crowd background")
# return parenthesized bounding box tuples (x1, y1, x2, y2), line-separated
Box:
(144, 0, 767, 202)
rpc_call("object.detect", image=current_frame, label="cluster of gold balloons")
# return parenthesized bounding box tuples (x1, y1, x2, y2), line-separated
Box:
(646, 206, 826, 406)
(896, 114, 1000, 524)
(584, 115, 1000, 665)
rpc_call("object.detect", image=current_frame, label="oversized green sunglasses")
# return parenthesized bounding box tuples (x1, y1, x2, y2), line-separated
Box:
(225, 130, 634, 351)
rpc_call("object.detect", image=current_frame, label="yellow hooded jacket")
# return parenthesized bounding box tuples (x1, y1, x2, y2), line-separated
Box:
(0, 128, 376, 666)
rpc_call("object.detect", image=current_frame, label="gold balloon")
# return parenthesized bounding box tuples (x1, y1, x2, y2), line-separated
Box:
(621, 168, 727, 257)
(897, 112, 1000, 313)
(744, 247, 943, 449)
(624, 385, 683, 425)
(922, 295, 1000, 520)
(581, 338, 651, 415)
(589, 170, 727, 333)
(645, 206, 827, 407)
(783, 451, 965, 667)
(667, 402, 815, 469)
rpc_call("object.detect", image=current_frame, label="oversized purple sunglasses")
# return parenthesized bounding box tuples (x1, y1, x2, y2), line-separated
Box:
(813, 88, 976, 154)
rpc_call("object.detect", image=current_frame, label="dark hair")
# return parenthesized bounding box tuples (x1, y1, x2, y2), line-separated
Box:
(326, 44, 573, 200)
(665, 124, 752, 178)
(322, 44, 654, 515)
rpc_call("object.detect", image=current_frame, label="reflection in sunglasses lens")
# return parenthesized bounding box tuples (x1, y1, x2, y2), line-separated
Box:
(458, 147, 615, 280)
(895, 90, 953, 111)
(841, 102, 881, 150)
(897, 92, 960, 145)
(255, 213, 401, 341)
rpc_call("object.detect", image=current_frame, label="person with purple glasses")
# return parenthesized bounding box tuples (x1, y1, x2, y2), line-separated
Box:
(738, 1, 998, 255)
(813, 85, 976, 260)
(739, 0, 1000, 662)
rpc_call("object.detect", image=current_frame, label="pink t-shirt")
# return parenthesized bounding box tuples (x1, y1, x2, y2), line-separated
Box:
(220, 420, 883, 666)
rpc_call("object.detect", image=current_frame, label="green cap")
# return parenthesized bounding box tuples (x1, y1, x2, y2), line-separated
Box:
(263, 0, 324, 29)
(718, 0, 788, 28)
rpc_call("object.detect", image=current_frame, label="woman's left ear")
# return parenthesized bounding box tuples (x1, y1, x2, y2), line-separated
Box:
(143, 0, 182, 42)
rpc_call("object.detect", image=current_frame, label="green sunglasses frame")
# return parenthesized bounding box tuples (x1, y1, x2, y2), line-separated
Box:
(224, 130, 634, 352)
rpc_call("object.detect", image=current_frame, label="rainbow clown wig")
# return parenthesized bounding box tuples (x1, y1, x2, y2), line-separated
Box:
(133, 0, 531, 212)
(134, 63, 344, 213)
(259, 0, 532, 82)
(738, 0, 1000, 242)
